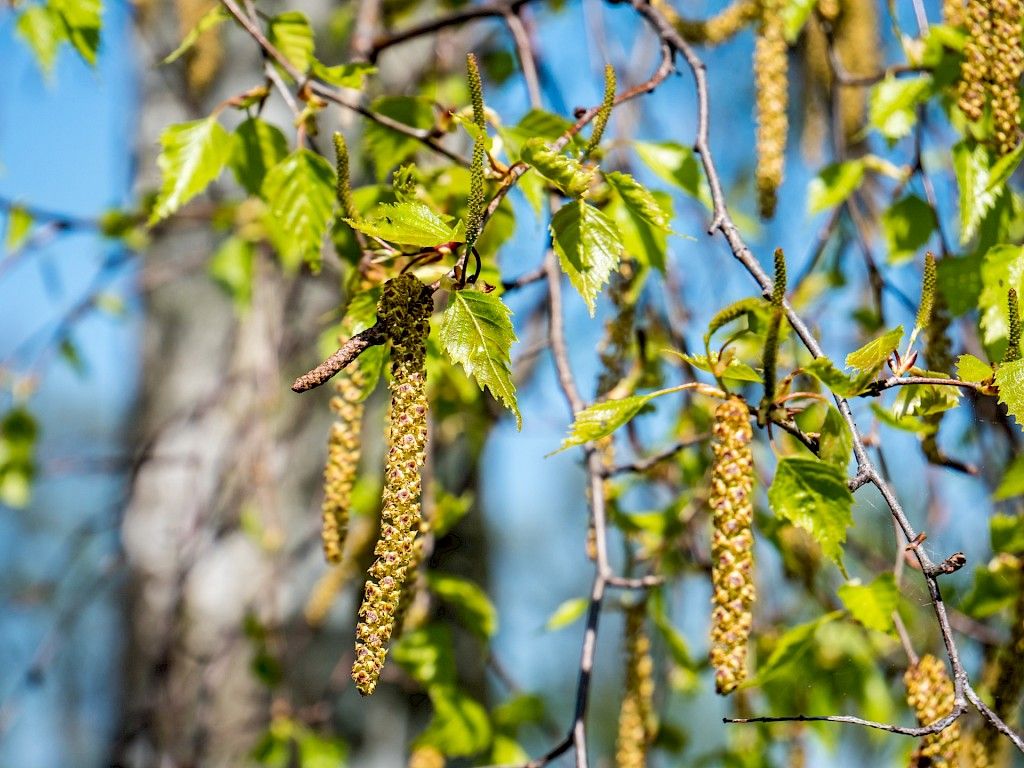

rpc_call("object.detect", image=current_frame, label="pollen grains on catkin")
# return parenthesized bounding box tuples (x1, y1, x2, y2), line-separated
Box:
(904, 654, 961, 767)
(708, 397, 756, 695)
(832, 0, 880, 142)
(616, 604, 656, 768)
(351, 275, 432, 696)
(990, 0, 1023, 155)
(655, 0, 759, 45)
(958, 0, 993, 123)
(754, 0, 789, 219)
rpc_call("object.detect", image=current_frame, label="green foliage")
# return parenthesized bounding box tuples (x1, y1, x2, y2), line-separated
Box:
(956, 353, 994, 382)
(427, 572, 498, 639)
(230, 118, 289, 196)
(604, 171, 672, 231)
(995, 455, 1024, 500)
(881, 196, 935, 264)
(521, 139, 595, 198)
(634, 141, 711, 207)
(768, 457, 853, 570)
(868, 76, 932, 141)
(348, 201, 457, 247)
(746, 612, 842, 687)
(262, 149, 336, 270)
(550, 200, 623, 315)
(979, 245, 1024, 352)
(208, 236, 255, 310)
(837, 574, 899, 634)
(267, 11, 315, 76)
(362, 96, 435, 180)
(164, 6, 231, 64)
(996, 359, 1024, 430)
(150, 118, 234, 224)
(0, 408, 38, 508)
(845, 325, 904, 372)
(4, 206, 33, 253)
(545, 597, 588, 630)
(439, 288, 520, 428)
(807, 160, 865, 214)
(818, 407, 853, 467)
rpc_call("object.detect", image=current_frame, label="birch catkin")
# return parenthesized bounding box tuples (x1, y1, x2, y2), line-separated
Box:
(616, 605, 656, 768)
(754, 0, 788, 219)
(709, 397, 756, 694)
(352, 275, 432, 696)
(655, 0, 759, 44)
(905, 654, 961, 767)
(990, 0, 1023, 155)
(321, 364, 366, 564)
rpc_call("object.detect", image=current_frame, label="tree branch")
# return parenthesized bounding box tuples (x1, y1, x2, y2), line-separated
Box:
(290, 324, 386, 392)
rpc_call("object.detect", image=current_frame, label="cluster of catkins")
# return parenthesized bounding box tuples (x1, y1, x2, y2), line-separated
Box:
(347, 274, 432, 696)
(904, 654, 961, 766)
(958, 0, 1023, 155)
(321, 361, 366, 564)
(708, 397, 757, 694)
(616, 605, 657, 768)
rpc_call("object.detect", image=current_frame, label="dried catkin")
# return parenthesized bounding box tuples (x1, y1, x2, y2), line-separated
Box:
(905, 654, 961, 767)
(709, 397, 756, 695)
(959, 0, 993, 122)
(321, 364, 366, 564)
(655, 0, 760, 44)
(754, 0, 788, 219)
(990, 0, 1023, 155)
(616, 605, 656, 768)
(351, 275, 432, 696)
(832, 0, 880, 142)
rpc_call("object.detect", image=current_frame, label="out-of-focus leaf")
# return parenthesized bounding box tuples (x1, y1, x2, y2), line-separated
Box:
(427, 573, 498, 639)
(953, 140, 998, 243)
(392, 624, 456, 687)
(5, 206, 34, 253)
(868, 76, 931, 141)
(634, 141, 711, 208)
(818, 406, 852, 467)
(990, 512, 1024, 550)
(838, 574, 898, 634)
(51, 0, 101, 65)
(768, 457, 853, 569)
(16, 6, 65, 74)
(230, 118, 288, 196)
(163, 5, 230, 64)
(746, 612, 842, 687)
(421, 685, 492, 757)
(808, 160, 865, 214)
(267, 11, 314, 75)
(545, 596, 588, 631)
(881, 195, 934, 264)
(979, 244, 1024, 352)
(208, 236, 254, 309)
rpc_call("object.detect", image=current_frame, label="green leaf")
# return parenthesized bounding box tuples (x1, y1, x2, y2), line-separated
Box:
(892, 370, 961, 418)
(392, 624, 456, 687)
(961, 559, 1021, 618)
(262, 149, 336, 270)
(490, 735, 530, 765)
(16, 5, 65, 74)
(51, 0, 101, 66)
(936, 253, 983, 316)
(803, 357, 877, 397)
(768, 457, 853, 569)
(957, 353, 994, 382)
(149, 117, 234, 224)
(554, 394, 655, 453)
(979, 244, 1024, 351)
(5, 206, 34, 253)
(545, 596, 588, 630)
(267, 11, 314, 76)
(845, 325, 903, 371)
(634, 141, 711, 207)
(808, 160, 865, 214)
(782, 0, 817, 41)
(163, 5, 230, 64)
(348, 201, 455, 247)
(439, 289, 521, 428)
(521, 139, 594, 197)
(421, 685, 492, 757)
(746, 612, 842, 687)
(818, 407, 852, 467)
(650, 589, 695, 669)
(986, 139, 1024, 196)
(363, 96, 435, 180)
(427, 573, 498, 639)
(0, 407, 38, 509)
(208, 236, 255, 310)
(675, 351, 763, 383)
(838, 574, 898, 634)
(229, 118, 289, 196)
(604, 171, 672, 231)
(492, 694, 546, 731)
(500, 109, 581, 156)
(991, 512, 1024, 550)
(609, 187, 674, 272)
(953, 140, 998, 244)
(702, 297, 766, 349)
(550, 200, 623, 315)
(995, 455, 1024, 501)
(868, 76, 931, 141)
(432, 489, 473, 538)
(311, 60, 376, 89)
(870, 403, 935, 435)
(881, 195, 934, 264)
(996, 359, 1024, 430)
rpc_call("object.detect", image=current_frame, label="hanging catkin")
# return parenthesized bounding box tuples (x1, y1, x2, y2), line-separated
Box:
(990, 0, 1023, 155)
(615, 604, 656, 768)
(351, 275, 432, 696)
(754, 0, 788, 218)
(832, 0, 880, 142)
(174, 0, 223, 93)
(905, 654, 961, 767)
(959, 0, 993, 122)
(321, 361, 366, 564)
(655, 0, 759, 45)
(708, 397, 756, 694)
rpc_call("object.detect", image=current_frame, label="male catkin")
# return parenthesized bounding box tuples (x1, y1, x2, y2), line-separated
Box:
(904, 654, 961, 767)
(709, 397, 756, 694)
(958, 0, 992, 123)
(321, 365, 366, 563)
(754, 0, 788, 218)
(990, 0, 1023, 155)
(615, 604, 656, 768)
(351, 275, 432, 696)
(656, 0, 759, 44)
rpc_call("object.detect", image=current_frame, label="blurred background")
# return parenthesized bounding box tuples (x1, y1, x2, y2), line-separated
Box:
(0, 0, 1016, 766)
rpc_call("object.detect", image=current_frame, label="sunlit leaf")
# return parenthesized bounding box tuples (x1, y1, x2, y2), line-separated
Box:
(262, 149, 336, 270)
(427, 573, 498, 639)
(230, 118, 289, 196)
(164, 5, 230, 64)
(550, 200, 622, 316)
(838, 574, 898, 634)
(521, 139, 594, 198)
(996, 359, 1024, 431)
(768, 457, 853, 569)
(150, 117, 234, 224)
(545, 596, 588, 630)
(881, 195, 934, 264)
(348, 201, 455, 247)
(267, 11, 314, 76)
(808, 160, 865, 214)
(845, 326, 903, 371)
(956, 353, 994, 383)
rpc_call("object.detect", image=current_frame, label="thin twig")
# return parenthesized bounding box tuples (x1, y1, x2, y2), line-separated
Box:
(290, 325, 386, 392)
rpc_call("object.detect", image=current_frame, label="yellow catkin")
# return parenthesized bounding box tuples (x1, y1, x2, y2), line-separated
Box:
(945, 0, 967, 26)
(905, 654, 961, 767)
(321, 365, 366, 564)
(708, 397, 756, 695)
(615, 605, 656, 768)
(978, 584, 1024, 763)
(754, 0, 789, 219)
(961, 731, 993, 767)
(959, 0, 993, 123)
(990, 0, 1023, 155)
(351, 275, 432, 696)
(408, 745, 446, 768)
(174, 0, 222, 93)
(832, 0, 880, 142)
(654, 0, 760, 45)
